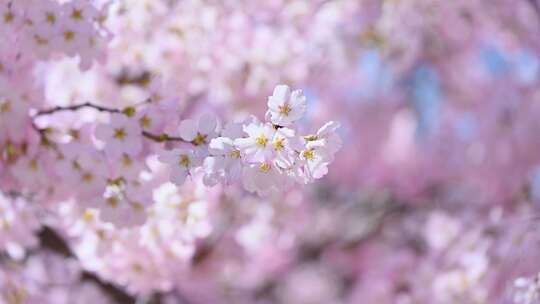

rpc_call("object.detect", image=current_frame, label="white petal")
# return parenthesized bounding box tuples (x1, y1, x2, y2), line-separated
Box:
(158, 149, 178, 164)
(178, 119, 198, 141)
(242, 123, 262, 137)
(209, 137, 233, 155)
(234, 137, 255, 149)
(198, 113, 218, 134)
(289, 90, 306, 108)
(221, 122, 244, 139)
(317, 121, 341, 137)
(94, 124, 111, 141)
(170, 168, 188, 185)
(268, 85, 290, 110)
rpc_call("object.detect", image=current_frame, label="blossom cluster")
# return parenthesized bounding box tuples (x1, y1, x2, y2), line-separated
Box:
(3, 0, 540, 303)
(0, 192, 40, 260)
(0, 0, 109, 70)
(513, 273, 540, 304)
(1, 81, 339, 229)
(156, 85, 340, 195)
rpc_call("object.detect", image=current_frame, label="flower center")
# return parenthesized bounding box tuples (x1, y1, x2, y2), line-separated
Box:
(121, 154, 132, 167)
(179, 155, 190, 167)
(3, 12, 14, 24)
(34, 35, 49, 45)
(81, 172, 94, 183)
(139, 115, 152, 128)
(106, 197, 119, 208)
(255, 135, 268, 147)
(0, 101, 11, 113)
(5, 143, 17, 158)
(29, 159, 38, 171)
(229, 149, 241, 158)
(273, 138, 285, 151)
(192, 133, 207, 145)
(302, 149, 315, 160)
(63, 30, 75, 41)
(82, 209, 95, 222)
(113, 128, 126, 140)
(46, 12, 56, 24)
(279, 104, 291, 116)
(132, 263, 144, 273)
(259, 163, 271, 173)
(71, 9, 83, 20)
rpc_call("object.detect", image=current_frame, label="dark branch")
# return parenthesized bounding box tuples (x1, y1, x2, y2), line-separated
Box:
(38, 226, 138, 304)
(34, 102, 121, 116)
(142, 131, 186, 143)
(529, 0, 540, 19)
(33, 101, 187, 144)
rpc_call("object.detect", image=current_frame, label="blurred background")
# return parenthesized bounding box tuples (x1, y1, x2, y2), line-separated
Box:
(5, 0, 540, 303)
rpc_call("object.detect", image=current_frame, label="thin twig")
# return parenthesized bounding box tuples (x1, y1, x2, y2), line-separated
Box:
(34, 102, 121, 116)
(142, 131, 186, 143)
(33, 101, 187, 144)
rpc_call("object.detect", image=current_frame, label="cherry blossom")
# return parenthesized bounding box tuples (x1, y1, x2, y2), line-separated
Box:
(234, 121, 276, 163)
(266, 84, 307, 127)
(3, 0, 538, 303)
(178, 113, 219, 147)
(158, 148, 201, 186)
(95, 113, 142, 159)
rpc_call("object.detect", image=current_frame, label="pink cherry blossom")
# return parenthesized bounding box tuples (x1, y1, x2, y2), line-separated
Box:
(158, 148, 201, 185)
(95, 113, 142, 159)
(267, 84, 307, 127)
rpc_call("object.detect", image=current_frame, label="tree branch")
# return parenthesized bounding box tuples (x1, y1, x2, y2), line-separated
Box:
(34, 102, 121, 116)
(38, 226, 140, 304)
(528, 0, 540, 20)
(32, 101, 188, 144)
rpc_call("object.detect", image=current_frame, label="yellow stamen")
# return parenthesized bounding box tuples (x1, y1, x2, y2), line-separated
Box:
(139, 115, 151, 128)
(113, 128, 126, 140)
(82, 172, 93, 183)
(229, 149, 241, 158)
(34, 35, 48, 45)
(255, 135, 268, 147)
(0, 101, 11, 113)
(63, 30, 75, 41)
(46, 12, 56, 24)
(302, 149, 315, 160)
(5, 142, 17, 159)
(132, 263, 144, 273)
(82, 209, 95, 222)
(69, 129, 80, 140)
(29, 159, 38, 171)
(123, 106, 136, 117)
(192, 133, 207, 145)
(132, 202, 144, 211)
(121, 154, 132, 167)
(71, 9, 83, 20)
(279, 104, 291, 116)
(3, 12, 14, 24)
(72, 160, 81, 171)
(96, 229, 106, 239)
(106, 197, 119, 208)
(179, 155, 190, 167)
(273, 138, 285, 151)
(259, 163, 271, 173)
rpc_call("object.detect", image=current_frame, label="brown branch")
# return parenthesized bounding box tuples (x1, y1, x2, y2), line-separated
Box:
(142, 131, 186, 143)
(33, 101, 188, 144)
(34, 102, 121, 116)
(38, 226, 139, 304)
(528, 0, 540, 20)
